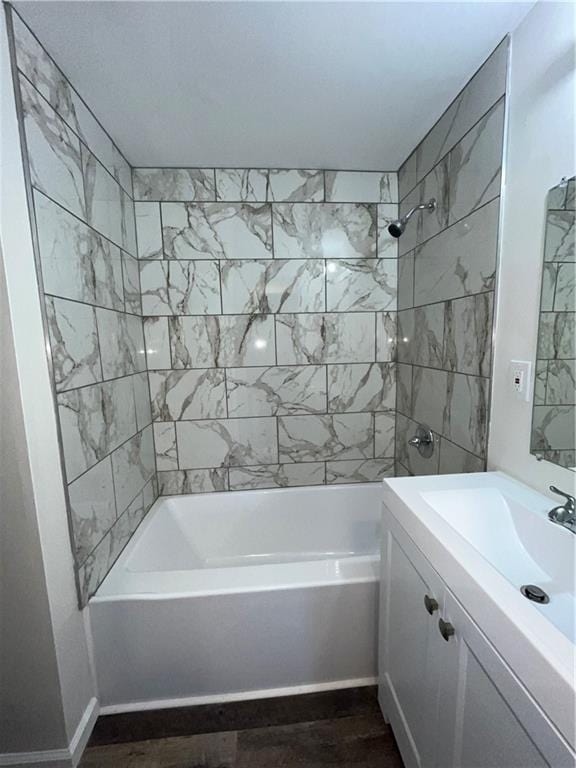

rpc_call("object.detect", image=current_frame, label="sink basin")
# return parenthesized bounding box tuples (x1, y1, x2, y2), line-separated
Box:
(421, 487, 575, 641)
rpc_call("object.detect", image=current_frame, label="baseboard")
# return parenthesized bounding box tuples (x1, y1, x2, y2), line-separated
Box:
(0, 697, 99, 768)
(100, 676, 378, 715)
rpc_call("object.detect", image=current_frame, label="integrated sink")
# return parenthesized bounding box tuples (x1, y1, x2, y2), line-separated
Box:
(420, 486, 575, 641)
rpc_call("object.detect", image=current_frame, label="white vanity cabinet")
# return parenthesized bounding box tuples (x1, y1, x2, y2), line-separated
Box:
(379, 512, 574, 768)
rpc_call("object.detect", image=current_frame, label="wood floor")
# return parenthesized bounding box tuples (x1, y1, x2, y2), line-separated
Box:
(81, 686, 404, 767)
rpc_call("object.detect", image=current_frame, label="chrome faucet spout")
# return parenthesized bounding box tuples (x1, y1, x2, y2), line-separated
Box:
(548, 485, 576, 533)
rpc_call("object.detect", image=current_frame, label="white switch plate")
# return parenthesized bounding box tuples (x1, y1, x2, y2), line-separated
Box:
(509, 360, 532, 402)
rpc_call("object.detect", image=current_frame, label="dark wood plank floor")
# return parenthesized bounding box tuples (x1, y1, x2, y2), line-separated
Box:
(81, 686, 404, 767)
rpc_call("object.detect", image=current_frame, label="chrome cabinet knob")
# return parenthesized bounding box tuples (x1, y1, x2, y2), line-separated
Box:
(438, 618, 455, 642)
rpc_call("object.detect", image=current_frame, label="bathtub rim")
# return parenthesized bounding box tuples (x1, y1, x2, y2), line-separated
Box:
(92, 481, 383, 601)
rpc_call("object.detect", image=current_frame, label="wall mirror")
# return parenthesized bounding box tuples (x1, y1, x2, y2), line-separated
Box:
(530, 176, 575, 471)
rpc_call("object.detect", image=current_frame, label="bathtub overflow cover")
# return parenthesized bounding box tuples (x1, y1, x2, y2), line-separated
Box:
(520, 584, 550, 604)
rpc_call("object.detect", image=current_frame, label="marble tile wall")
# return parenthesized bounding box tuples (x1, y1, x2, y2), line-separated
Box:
(395, 39, 509, 476)
(134, 167, 399, 493)
(531, 179, 575, 470)
(10, 8, 158, 605)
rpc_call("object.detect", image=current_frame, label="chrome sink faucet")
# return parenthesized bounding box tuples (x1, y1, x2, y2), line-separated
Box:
(548, 485, 576, 533)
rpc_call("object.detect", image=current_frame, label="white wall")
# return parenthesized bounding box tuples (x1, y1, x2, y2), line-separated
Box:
(489, 0, 576, 495)
(0, 8, 97, 763)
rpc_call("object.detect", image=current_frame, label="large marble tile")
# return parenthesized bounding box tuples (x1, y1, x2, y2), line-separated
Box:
(157, 468, 229, 495)
(328, 363, 395, 413)
(376, 312, 397, 362)
(326, 259, 397, 312)
(448, 99, 505, 225)
(35, 191, 124, 311)
(177, 418, 278, 469)
(135, 202, 163, 260)
(57, 376, 137, 481)
(278, 413, 373, 462)
(545, 360, 576, 405)
(438, 438, 485, 474)
(374, 412, 396, 458)
(544, 211, 575, 262)
(149, 369, 226, 420)
(554, 262, 576, 311)
(68, 456, 116, 563)
(444, 372, 489, 457)
(413, 198, 499, 305)
(396, 363, 413, 417)
(82, 146, 135, 254)
(268, 170, 324, 202)
(326, 458, 394, 484)
(78, 528, 116, 602)
(133, 168, 215, 201)
(143, 317, 171, 369)
(397, 253, 414, 310)
(443, 292, 493, 377)
(221, 259, 325, 314)
(140, 260, 221, 315)
(534, 360, 548, 406)
(540, 263, 558, 312)
(276, 313, 375, 365)
(111, 426, 155, 513)
(96, 309, 146, 379)
(398, 304, 445, 368)
(325, 172, 398, 203)
(398, 159, 450, 256)
(20, 76, 85, 219)
(412, 39, 508, 188)
(45, 296, 101, 391)
(395, 413, 440, 476)
(122, 253, 142, 315)
(227, 366, 326, 417)
(153, 422, 178, 470)
(398, 152, 418, 203)
(13, 14, 132, 195)
(229, 462, 325, 491)
(272, 203, 376, 260)
(170, 315, 275, 368)
(132, 371, 152, 430)
(537, 312, 575, 360)
(215, 169, 268, 201)
(377, 204, 399, 258)
(531, 405, 576, 451)
(412, 366, 448, 434)
(162, 202, 272, 260)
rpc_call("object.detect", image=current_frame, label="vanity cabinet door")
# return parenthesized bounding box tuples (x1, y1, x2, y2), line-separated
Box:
(379, 516, 446, 768)
(435, 590, 574, 768)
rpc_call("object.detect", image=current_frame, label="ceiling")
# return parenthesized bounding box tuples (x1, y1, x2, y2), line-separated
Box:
(14, 1, 534, 169)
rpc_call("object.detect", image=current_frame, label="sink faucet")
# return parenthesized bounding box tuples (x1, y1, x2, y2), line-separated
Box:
(548, 485, 576, 533)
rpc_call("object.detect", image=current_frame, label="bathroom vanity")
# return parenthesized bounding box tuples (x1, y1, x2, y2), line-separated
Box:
(378, 472, 575, 768)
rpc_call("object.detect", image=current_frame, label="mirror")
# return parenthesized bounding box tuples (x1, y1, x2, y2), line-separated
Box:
(530, 176, 575, 471)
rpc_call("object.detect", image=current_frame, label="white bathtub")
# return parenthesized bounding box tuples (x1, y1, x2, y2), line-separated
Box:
(90, 483, 381, 713)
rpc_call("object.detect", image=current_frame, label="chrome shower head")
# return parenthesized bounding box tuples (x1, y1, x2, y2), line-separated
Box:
(387, 198, 436, 238)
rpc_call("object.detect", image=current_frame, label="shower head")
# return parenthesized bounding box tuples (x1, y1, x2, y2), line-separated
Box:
(388, 198, 436, 238)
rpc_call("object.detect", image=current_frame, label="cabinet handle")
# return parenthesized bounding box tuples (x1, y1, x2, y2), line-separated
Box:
(424, 594, 439, 615)
(438, 618, 455, 641)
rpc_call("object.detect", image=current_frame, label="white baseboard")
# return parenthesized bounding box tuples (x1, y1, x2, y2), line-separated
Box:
(100, 676, 378, 715)
(0, 697, 99, 768)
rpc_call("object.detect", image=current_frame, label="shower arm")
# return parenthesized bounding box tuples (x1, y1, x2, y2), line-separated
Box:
(403, 198, 436, 223)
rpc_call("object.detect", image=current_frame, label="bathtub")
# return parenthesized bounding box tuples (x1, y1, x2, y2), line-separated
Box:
(89, 483, 381, 713)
